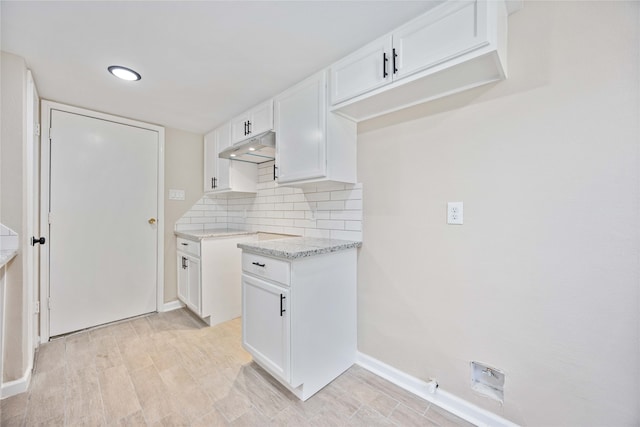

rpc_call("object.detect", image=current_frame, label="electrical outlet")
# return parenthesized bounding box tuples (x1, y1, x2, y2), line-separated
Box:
(447, 202, 463, 225)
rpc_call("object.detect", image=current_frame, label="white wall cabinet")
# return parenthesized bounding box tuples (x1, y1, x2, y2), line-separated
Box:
(241, 249, 357, 401)
(274, 70, 356, 186)
(231, 99, 274, 144)
(177, 235, 253, 326)
(330, 0, 508, 121)
(204, 124, 257, 194)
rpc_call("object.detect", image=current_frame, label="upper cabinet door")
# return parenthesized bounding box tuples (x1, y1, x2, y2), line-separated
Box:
(231, 113, 250, 144)
(215, 123, 231, 191)
(275, 71, 327, 184)
(393, 0, 488, 80)
(248, 100, 274, 136)
(203, 130, 217, 192)
(329, 35, 393, 105)
(231, 100, 274, 144)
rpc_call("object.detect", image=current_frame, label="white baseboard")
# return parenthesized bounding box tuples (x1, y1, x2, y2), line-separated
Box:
(0, 366, 32, 399)
(161, 299, 184, 312)
(356, 352, 519, 427)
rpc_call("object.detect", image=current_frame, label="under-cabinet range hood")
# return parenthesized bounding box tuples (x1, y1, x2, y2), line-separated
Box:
(219, 131, 275, 163)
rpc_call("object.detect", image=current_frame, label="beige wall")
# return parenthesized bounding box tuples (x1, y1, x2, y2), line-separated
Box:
(163, 128, 203, 302)
(357, 2, 639, 426)
(1, 51, 28, 382)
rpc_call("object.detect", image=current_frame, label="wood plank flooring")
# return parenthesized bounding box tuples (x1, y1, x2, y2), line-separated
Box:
(1, 309, 473, 426)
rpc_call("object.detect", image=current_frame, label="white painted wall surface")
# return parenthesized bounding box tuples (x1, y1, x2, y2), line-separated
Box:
(357, 2, 639, 426)
(0, 52, 28, 383)
(164, 128, 203, 303)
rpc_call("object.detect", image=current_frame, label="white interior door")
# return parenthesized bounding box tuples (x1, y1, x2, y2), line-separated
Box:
(48, 109, 159, 336)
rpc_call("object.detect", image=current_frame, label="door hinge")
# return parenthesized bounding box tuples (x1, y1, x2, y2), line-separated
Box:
(35, 123, 41, 136)
(49, 128, 53, 140)
(48, 212, 53, 224)
(35, 301, 40, 314)
(48, 297, 51, 310)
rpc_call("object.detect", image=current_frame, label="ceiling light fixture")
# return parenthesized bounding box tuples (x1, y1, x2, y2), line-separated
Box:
(108, 65, 141, 81)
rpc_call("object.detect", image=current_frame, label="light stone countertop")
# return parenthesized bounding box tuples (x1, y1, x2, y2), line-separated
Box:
(0, 250, 18, 269)
(237, 237, 362, 260)
(174, 228, 255, 241)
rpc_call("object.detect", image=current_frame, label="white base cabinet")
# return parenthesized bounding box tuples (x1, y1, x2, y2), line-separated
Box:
(241, 249, 357, 401)
(177, 235, 254, 326)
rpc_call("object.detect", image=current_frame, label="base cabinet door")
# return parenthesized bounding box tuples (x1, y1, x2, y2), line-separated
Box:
(177, 253, 188, 303)
(177, 252, 201, 315)
(242, 274, 290, 382)
(187, 256, 201, 314)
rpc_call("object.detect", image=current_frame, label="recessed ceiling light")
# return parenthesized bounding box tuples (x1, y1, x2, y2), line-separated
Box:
(230, 153, 237, 157)
(108, 65, 141, 81)
(248, 147, 256, 151)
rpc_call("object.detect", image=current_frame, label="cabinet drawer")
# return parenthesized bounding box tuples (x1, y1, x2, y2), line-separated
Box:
(242, 253, 290, 286)
(177, 237, 200, 257)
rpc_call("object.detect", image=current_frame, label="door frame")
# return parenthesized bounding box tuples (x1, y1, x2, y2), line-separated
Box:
(39, 100, 165, 342)
(26, 71, 39, 354)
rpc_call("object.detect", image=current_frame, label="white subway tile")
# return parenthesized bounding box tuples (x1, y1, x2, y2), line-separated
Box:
(316, 220, 344, 230)
(284, 194, 306, 203)
(308, 211, 330, 220)
(283, 227, 304, 236)
(274, 203, 294, 211)
(330, 211, 362, 221)
(330, 230, 362, 241)
(265, 195, 284, 203)
(305, 192, 331, 202)
(304, 228, 331, 238)
(274, 186, 295, 195)
(345, 221, 362, 231)
(313, 182, 346, 192)
(257, 182, 275, 190)
(294, 219, 316, 228)
(344, 199, 363, 210)
(284, 211, 305, 219)
(331, 189, 362, 201)
(317, 201, 344, 211)
(294, 202, 313, 211)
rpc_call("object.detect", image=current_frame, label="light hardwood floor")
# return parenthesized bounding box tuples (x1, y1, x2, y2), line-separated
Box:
(1, 309, 473, 426)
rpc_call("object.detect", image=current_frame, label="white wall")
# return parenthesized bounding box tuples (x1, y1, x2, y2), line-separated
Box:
(164, 128, 203, 303)
(356, 2, 639, 426)
(0, 51, 28, 382)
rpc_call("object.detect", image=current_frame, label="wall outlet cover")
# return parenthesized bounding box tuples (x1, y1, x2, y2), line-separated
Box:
(447, 202, 463, 225)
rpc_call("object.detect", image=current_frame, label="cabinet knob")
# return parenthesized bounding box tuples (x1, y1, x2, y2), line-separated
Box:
(148, 218, 156, 224)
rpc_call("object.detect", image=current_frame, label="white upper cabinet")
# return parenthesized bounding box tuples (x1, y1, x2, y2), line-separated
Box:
(204, 123, 257, 194)
(393, 1, 489, 79)
(329, 0, 508, 121)
(330, 35, 393, 105)
(274, 70, 356, 186)
(231, 99, 274, 144)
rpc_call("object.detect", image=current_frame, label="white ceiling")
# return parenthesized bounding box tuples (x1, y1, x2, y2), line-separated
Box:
(1, 1, 441, 134)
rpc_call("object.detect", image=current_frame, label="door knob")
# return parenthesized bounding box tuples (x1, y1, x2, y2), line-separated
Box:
(148, 218, 156, 224)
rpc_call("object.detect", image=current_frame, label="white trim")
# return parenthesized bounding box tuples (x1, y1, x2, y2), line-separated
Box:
(162, 299, 185, 312)
(39, 100, 165, 342)
(0, 363, 32, 399)
(356, 352, 520, 427)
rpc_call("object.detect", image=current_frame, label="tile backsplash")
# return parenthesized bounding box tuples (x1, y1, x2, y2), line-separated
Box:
(0, 223, 19, 251)
(176, 161, 362, 241)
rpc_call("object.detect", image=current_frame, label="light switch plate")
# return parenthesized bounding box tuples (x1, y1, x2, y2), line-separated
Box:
(169, 189, 185, 200)
(447, 202, 463, 225)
